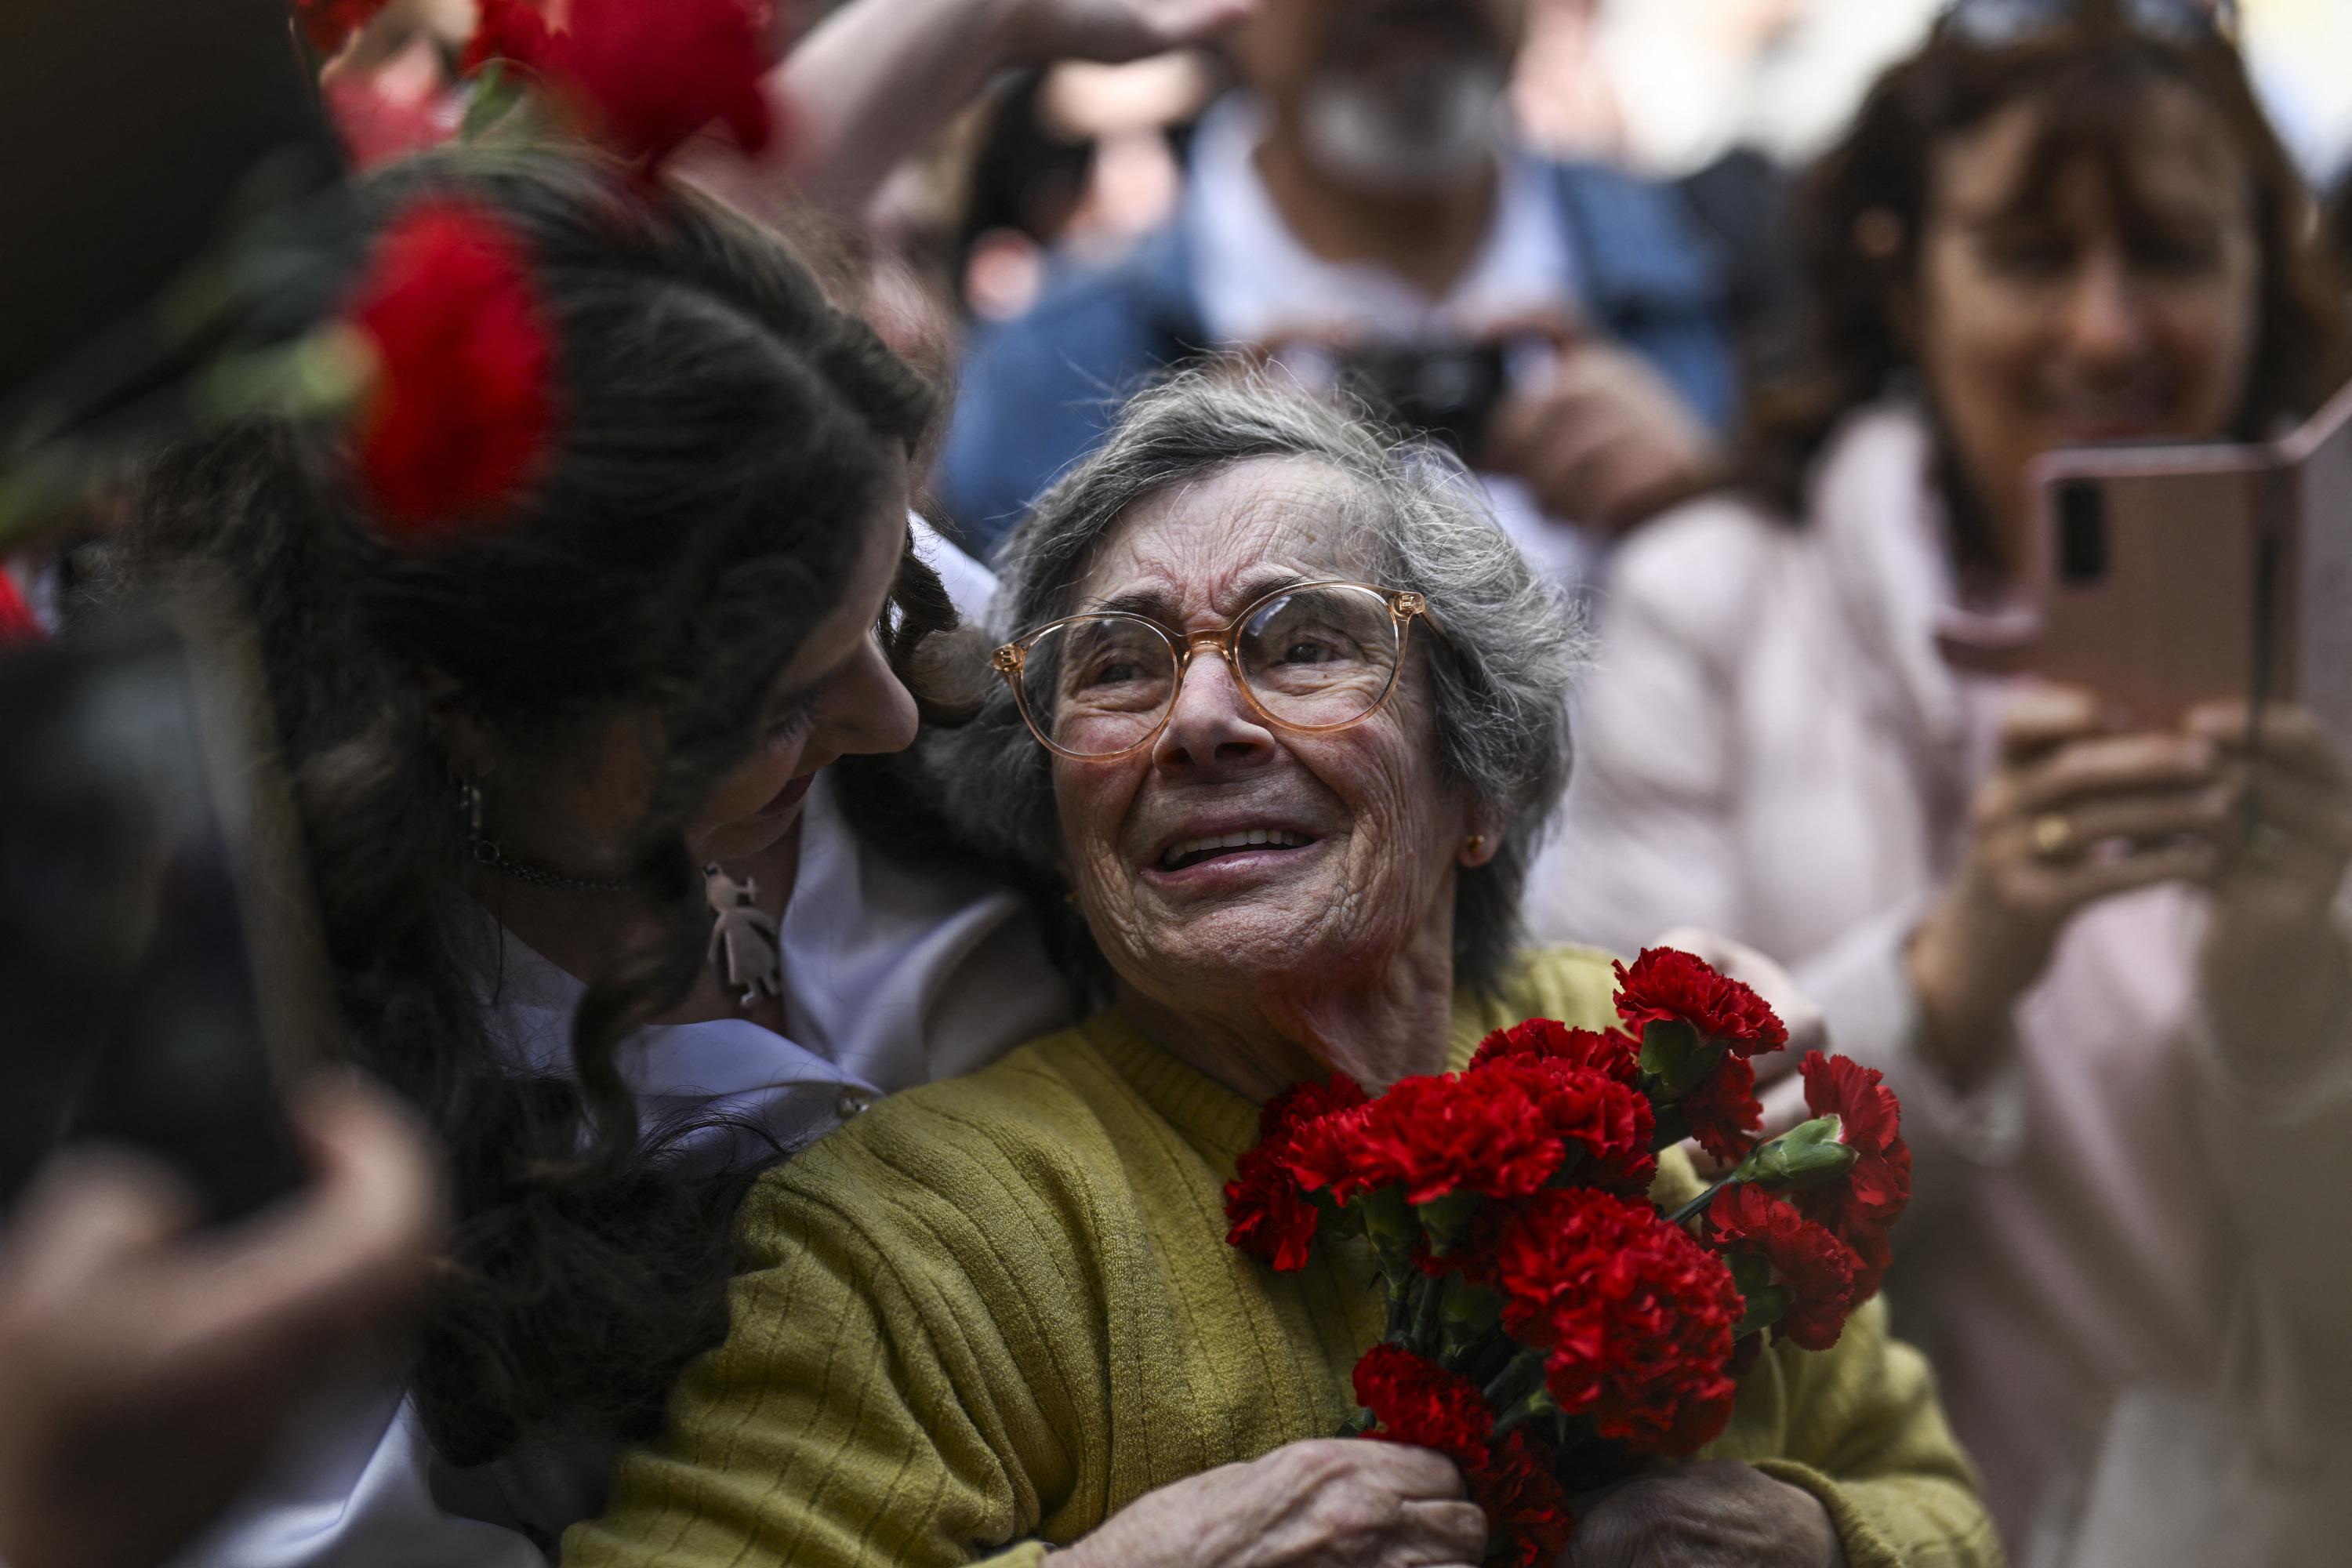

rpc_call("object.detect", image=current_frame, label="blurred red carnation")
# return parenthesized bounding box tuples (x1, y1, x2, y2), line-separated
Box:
(462, 0, 559, 74)
(293, 0, 392, 56)
(347, 199, 556, 536)
(0, 572, 42, 644)
(463, 0, 773, 171)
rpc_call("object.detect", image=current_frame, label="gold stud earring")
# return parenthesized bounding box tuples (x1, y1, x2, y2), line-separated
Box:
(1465, 833, 1487, 862)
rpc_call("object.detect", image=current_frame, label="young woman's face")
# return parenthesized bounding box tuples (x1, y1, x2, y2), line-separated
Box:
(1916, 82, 2262, 563)
(691, 474, 920, 865)
(468, 466, 919, 878)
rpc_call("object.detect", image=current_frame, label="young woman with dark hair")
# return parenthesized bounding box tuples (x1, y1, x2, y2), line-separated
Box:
(88, 147, 1074, 1563)
(1534, 2, 2352, 1550)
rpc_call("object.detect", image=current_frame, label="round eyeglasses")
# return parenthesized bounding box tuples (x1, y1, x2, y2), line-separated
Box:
(992, 579, 1439, 761)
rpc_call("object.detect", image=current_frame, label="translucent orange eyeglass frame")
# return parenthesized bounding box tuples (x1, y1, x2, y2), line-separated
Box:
(990, 579, 1443, 762)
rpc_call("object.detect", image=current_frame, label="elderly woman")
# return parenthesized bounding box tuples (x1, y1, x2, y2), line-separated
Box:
(560, 379, 1998, 1568)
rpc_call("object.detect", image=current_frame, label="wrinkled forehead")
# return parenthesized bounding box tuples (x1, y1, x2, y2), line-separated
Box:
(1071, 455, 1388, 625)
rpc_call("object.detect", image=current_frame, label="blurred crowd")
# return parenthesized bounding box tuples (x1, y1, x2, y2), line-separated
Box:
(6, 1, 2352, 1567)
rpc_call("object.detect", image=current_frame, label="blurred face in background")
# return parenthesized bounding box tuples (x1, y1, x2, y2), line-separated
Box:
(1233, 0, 1530, 194)
(1915, 78, 2261, 562)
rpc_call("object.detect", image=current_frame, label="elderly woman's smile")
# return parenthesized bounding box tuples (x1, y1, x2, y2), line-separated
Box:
(1149, 828, 1318, 876)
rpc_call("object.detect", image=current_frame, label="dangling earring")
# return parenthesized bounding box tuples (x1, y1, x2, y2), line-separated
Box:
(705, 862, 784, 1008)
(457, 776, 486, 848)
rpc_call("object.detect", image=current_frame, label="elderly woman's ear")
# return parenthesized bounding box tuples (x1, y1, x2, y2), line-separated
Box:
(1458, 822, 1503, 869)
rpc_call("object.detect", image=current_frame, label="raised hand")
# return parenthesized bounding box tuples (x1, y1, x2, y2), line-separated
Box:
(1907, 686, 2230, 1090)
(2190, 701, 2352, 1083)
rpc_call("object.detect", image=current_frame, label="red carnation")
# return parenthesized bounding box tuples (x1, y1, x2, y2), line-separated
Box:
(1471, 1428, 1575, 1567)
(0, 572, 42, 645)
(1791, 1054, 1911, 1298)
(1483, 1189, 1743, 1455)
(462, 0, 560, 76)
(1352, 1343, 1493, 1471)
(1475, 1057, 1657, 1196)
(292, 0, 392, 55)
(1470, 1017, 1642, 1087)
(1224, 1076, 1366, 1271)
(1677, 1052, 1764, 1166)
(465, 0, 773, 171)
(347, 199, 556, 536)
(1613, 948, 1788, 1058)
(1289, 1073, 1565, 1208)
(1707, 1184, 1858, 1352)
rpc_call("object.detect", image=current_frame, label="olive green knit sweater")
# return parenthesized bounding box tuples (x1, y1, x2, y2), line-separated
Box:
(562, 948, 2000, 1568)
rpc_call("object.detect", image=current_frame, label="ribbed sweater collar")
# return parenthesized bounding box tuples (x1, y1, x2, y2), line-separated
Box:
(1080, 1011, 1265, 1169)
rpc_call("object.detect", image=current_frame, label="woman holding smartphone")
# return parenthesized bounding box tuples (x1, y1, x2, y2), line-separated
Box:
(1534, 1, 2352, 1552)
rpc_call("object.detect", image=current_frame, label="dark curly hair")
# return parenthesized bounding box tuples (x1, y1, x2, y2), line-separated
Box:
(86, 147, 936, 1468)
(1745, 9, 2349, 566)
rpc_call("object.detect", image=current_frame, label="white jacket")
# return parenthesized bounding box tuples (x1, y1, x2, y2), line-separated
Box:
(1529, 402, 2230, 1551)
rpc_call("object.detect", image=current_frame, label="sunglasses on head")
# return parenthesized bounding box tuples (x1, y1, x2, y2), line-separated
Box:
(1936, 0, 2238, 48)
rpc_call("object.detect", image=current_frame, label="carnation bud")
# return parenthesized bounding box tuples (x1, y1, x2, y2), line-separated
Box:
(1733, 1116, 1858, 1190)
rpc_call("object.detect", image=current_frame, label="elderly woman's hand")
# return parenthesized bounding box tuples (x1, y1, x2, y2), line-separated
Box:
(2190, 702, 2352, 1083)
(1566, 1460, 1846, 1568)
(1054, 1439, 1488, 1568)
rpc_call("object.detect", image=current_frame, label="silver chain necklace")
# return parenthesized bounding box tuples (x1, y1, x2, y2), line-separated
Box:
(459, 779, 779, 1007)
(468, 836, 636, 897)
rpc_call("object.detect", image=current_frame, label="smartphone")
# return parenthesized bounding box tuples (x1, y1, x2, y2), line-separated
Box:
(2027, 377, 2352, 739)
(1333, 341, 1513, 458)
(0, 606, 331, 1221)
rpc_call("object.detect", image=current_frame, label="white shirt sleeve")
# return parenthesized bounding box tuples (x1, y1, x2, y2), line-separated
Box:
(161, 1384, 551, 1568)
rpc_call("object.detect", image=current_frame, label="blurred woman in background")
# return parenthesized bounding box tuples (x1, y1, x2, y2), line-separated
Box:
(1535, 0, 2352, 1555)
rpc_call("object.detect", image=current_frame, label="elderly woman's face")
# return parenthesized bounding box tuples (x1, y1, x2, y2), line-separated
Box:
(1052, 457, 1476, 1011)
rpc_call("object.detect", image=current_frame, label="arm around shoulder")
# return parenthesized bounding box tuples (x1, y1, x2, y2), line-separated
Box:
(561, 1132, 1091, 1568)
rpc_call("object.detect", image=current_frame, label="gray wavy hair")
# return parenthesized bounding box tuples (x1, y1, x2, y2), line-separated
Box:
(932, 372, 1586, 997)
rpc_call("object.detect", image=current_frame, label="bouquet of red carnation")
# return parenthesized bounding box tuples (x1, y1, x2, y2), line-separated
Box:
(1223, 948, 1911, 1564)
